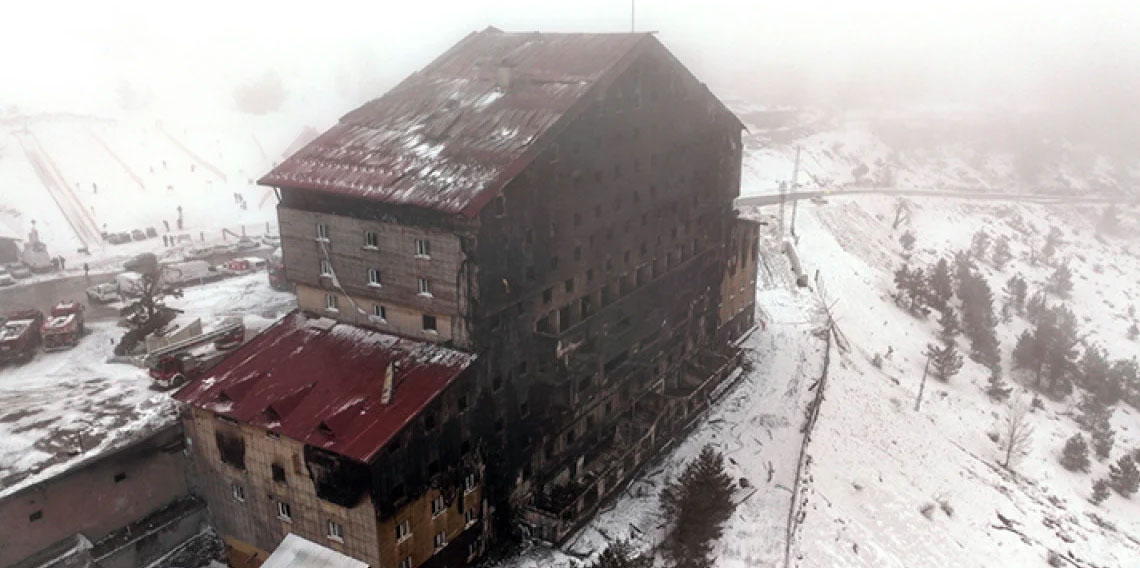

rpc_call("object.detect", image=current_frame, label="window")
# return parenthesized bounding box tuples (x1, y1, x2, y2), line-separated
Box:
(272, 463, 286, 483)
(493, 195, 506, 216)
(424, 411, 436, 431)
(422, 314, 438, 332)
(395, 519, 411, 542)
(418, 277, 432, 296)
(464, 472, 478, 493)
(316, 223, 329, 240)
(400, 557, 413, 568)
(327, 519, 344, 542)
(319, 259, 332, 276)
(542, 287, 553, 304)
(367, 267, 381, 287)
(431, 494, 446, 517)
(415, 239, 431, 258)
(113, 472, 127, 483)
(364, 231, 378, 248)
(29, 510, 43, 522)
(325, 294, 339, 311)
(564, 278, 574, 293)
(433, 531, 448, 551)
(276, 501, 292, 522)
(574, 245, 582, 261)
(373, 304, 387, 321)
(465, 507, 479, 526)
(586, 269, 594, 282)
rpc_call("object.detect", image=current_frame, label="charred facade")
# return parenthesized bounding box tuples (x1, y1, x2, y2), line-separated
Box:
(220, 27, 761, 562)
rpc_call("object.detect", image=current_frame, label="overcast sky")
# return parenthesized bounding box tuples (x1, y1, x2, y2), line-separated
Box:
(3, 0, 1138, 120)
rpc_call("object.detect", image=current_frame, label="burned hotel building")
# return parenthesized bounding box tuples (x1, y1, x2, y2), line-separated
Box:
(176, 27, 758, 566)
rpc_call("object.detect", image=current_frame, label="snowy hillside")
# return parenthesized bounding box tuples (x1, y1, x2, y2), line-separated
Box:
(732, 103, 1140, 197)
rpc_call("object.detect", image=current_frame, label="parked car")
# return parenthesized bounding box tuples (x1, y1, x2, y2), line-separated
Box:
(6, 263, 30, 279)
(86, 282, 122, 304)
(145, 227, 158, 238)
(0, 268, 14, 286)
(131, 229, 147, 241)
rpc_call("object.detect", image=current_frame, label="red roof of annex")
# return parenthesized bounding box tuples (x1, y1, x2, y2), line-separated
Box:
(257, 27, 653, 217)
(174, 311, 473, 463)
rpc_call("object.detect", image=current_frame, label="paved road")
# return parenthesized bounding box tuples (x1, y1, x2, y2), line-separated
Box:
(0, 248, 273, 322)
(734, 187, 1129, 209)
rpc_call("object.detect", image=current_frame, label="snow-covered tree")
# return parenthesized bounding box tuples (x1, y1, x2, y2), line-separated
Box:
(1003, 274, 1028, 315)
(1000, 398, 1035, 470)
(1060, 433, 1091, 472)
(959, 271, 1000, 370)
(1108, 455, 1139, 497)
(928, 342, 964, 382)
(1091, 417, 1116, 461)
(986, 369, 1012, 402)
(992, 236, 1013, 270)
(970, 230, 991, 260)
(1047, 263, 1074, 297)
(938, 308, 961, 345)
(660, 445, 737, 568)
(1043, 227, 1064, 260)
(928, 258, 954, 311)
(1091, 478, 1111, 505)
(893, 265, 930, 317)
(899, 230, 916, 258)
(590, 541, 651, 568)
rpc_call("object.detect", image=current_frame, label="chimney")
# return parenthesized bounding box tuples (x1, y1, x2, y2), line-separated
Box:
(381, 361, 395, 405)
(497, 64, 514, 91)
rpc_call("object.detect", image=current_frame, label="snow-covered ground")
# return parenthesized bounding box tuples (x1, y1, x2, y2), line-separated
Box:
(791, 195, 1140, 567)
(0, 272, 295, 497)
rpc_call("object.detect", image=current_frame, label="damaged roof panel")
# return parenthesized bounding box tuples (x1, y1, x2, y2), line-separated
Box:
(174, 311, 473, 463)
(258, 28, 651, 216)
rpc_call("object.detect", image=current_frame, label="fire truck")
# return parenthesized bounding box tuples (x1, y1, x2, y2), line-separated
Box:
(0, 309, 44, 363)
(41, 301, 86, 351)
(146, 319, 245, 389)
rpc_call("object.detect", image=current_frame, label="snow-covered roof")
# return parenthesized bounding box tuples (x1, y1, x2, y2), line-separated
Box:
(258, 27, 655, 217)
(260, 534, 368, 568)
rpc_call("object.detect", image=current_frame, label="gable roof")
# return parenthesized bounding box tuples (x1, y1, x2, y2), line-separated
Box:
(258, 27, 653, 217)
(174, 311, 473, 463)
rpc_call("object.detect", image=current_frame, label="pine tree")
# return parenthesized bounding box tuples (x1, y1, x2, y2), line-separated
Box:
(970, 230, 991, 259)
(992, 236, 1013, 270)
(1078, 345, 1112, 398)
(1077, 392, 1111, 432)
(591, 541, 651, 568)
(1130, 322, 1140, 340)
(953, 250, 975, 299)
(928, 258, 954, 311)
(1043, 227, 1064, 260)
(661, 445, 737, 568)
(1090, 478, 1111, 505)
(928, 342, 964, 382)
(938, 308, 961, 344)
(893, 264, 929, 317)
(1043, 306, 1080, 396)
(1047, 263, 1074, 297)
(1108, 455, 1140, 497)
(986, 369, 1013, 402)
(1012, 330, 1036, 371)
(1025, 291, 1048, 323)
(959, 271, 1000, 370)
(1060, 433, 1091, 472)
(899, 230, 916, 257)
(1003, 274, 1027, 315)
(1091, 417, 1115, 461)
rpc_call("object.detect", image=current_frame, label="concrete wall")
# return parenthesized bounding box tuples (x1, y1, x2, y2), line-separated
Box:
(718, 219, 759, 333)
(295, 283, 459, 345)
(277, 206, 469, 347)
(0, 423, 189, 567)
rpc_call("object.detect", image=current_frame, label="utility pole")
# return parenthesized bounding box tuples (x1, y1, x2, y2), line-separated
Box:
(914, 352, 932, 412)
(789, 146, 802, 239)
(631, 0, 635, 32)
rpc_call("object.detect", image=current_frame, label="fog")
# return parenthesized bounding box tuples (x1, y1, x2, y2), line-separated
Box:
(3, 0, 1139, 148)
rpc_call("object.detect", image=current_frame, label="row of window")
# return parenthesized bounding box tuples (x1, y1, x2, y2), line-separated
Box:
(317, 223, 432, 258)
(322, 294, 439, 332)
(318, 261, 434, 297)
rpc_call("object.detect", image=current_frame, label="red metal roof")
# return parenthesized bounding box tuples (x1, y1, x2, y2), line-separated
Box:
(258, 28, 651, 217)
(174, 311, 473, 463)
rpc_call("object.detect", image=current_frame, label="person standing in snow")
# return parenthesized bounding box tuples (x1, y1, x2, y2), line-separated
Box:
(163, 220, 170, 232)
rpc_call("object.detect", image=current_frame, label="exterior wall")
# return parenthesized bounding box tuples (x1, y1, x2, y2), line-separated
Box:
(0, 423, 190, 567)
(0, 238, 18, 264)
(184, 407, 382, 567)
(295, 283, 458, 344)
(377, 483, 484, 568)
(718, 219, 759, 337)
(277, 206, 469, 347)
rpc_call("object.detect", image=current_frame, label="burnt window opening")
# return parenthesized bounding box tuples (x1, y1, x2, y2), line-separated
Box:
(422, 315, 438, 332)
(458, 394, 468, 413)
(29, 510, 43, 522)
(492, 375, 503, 391)
(493, 195, 506, 217)
(272, 463, 286, 483)
(517, 360, 528, 376)
(566, 429, 576, 445)
(564, 278, 574, 293)
(215, 431, 246, 470)
(424, 411, 437, 431)
(428, 459, 441, 477)
(113, 472, 127, 483)
(586, 269, 594, 282)
(388, 435, 402, 453)
(461, 439, 471, 456)
(542, 288, 553, 304)
(574, 245, 582, 261)
(305, 446, 370, 507)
